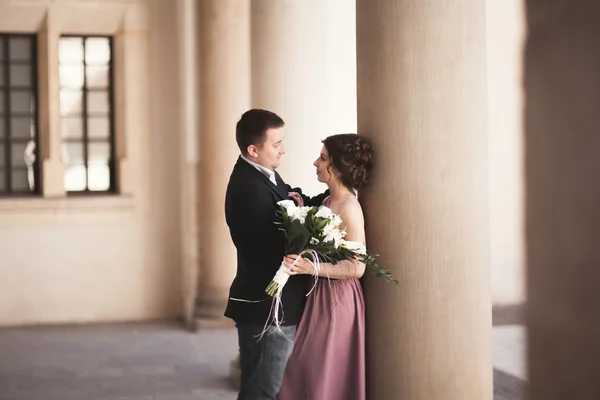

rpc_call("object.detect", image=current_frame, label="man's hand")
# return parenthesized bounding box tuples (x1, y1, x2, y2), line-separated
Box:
(288, 192, 304, 207)
(283, 254, 314, 275)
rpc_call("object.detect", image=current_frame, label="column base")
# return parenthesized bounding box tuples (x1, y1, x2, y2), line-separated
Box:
(492, 303, 525, 326)
(194, 315, 234, 330)
(194, 298, 229, 330)
(42, 159, 65, 197)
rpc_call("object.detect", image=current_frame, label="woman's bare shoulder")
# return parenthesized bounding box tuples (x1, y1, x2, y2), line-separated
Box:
(338, 196, 365, 224)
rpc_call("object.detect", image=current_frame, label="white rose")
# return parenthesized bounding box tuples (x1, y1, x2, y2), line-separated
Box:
(329, 214, 342, 228)
(277, 200, 307, 222)
(322, 221, 335, 237)
(290, 206, 309, 224)
(277, 199, 297, 213)
(315, 206, 333, 219)
(324, 228, 344, 248)
(340, 240, 367, 255)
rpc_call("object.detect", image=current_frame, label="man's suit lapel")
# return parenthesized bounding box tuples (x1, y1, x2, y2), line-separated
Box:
(274, 172, 289, 200)
(236, 157, 288, 201)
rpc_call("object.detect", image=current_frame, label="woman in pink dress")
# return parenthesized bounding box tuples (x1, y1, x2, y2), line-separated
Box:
(277, 134, 372, 400)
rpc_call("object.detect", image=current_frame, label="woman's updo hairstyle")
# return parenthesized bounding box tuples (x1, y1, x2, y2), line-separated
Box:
(322, 134, 373, 191)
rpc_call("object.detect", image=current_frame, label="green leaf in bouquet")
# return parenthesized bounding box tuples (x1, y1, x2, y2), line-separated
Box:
(360, 253, 399, 286)
(286, 219, 311, 254)
(304, 213, 319, 233)
(314, 217, 330, 232)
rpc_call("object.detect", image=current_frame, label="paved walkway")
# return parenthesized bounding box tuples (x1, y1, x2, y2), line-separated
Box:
(0, 321, 526, 399)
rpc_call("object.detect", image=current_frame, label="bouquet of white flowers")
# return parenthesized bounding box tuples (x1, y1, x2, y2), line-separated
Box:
(265, 199, 398, 298)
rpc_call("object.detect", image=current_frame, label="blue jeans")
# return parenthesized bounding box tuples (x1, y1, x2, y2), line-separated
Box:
(236, 322, 297, 400)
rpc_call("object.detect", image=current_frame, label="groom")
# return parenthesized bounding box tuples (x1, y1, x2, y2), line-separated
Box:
(225, 109, 327, 399)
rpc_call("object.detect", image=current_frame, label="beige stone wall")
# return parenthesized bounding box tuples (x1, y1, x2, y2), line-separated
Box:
(0, 0, 183, 326)
(251, 0, 357, 196)
(486, 0, 526, 305)
(0, 0, 527, 327)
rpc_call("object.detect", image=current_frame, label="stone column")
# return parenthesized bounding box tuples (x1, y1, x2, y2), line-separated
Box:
(38, 16, 65, 197)
(356, 1, 492, 399)
(525, 2, 600, 399)
(196, 0, 250, 327)
(251, 0, 356, 195)
(176, 0, 200, 329)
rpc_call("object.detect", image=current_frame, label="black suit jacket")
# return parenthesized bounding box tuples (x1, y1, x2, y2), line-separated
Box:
(224, 157, 329, 326)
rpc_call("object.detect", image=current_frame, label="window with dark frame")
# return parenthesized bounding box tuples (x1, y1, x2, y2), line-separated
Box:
(0, 34, 40, 195)
(59, 36, 115, 193)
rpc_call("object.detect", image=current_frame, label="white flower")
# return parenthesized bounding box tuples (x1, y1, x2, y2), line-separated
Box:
(322, 221, 334, 237)
(277, 200, 309, 223)
(315, 206, 333, 219)
(324, 227, 344, 248)
(310, 237, 320, 245)
(292, 206, 310, 224)
(323, 214, 343, 235)
(329, 214, 342, 228)
(340, 240, 367, 255)
(277, 200, 297, 214)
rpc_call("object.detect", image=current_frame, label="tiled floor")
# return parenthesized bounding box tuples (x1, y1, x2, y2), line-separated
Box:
(0, 320, 526, 399)
(493, 325, 527, 380)
(492, 325, 527, 400)
(0, 321, 237, 400)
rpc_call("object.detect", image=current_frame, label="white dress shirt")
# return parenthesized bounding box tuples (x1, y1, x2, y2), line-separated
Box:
(240, 154, 278, 186)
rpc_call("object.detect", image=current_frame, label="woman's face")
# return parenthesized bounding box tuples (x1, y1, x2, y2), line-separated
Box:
(314, 145, 334, 183)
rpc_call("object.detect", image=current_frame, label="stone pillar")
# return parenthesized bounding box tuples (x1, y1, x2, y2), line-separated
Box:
(196, 0, 250, 327)
(38, 16, 65, 197)
(176, 0, 200, 329)
(251, 0, 356, 195)
(525, 2, 600, 399)
(356, 1, 492, 399)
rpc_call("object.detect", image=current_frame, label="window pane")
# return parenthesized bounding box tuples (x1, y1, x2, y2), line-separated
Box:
(10, 117, 34, 139)
(9, 65, 31, 87)
(86, 66, 109, 88)
(88, 163, 110, 191)
(59, 38, 84, 64)
(61, 117, 83, 139)
(85, 38, 110, 65)
(11, 141, 35, 168)
(89, 142, 110, 163)
(9, 37, 31, 61)
(60, 90, 83, 115)
(60, 65, 84, 88)
(64, 164, 87, 191)
(88, 117, 109, 139)
(62, 142, 84, 164)
(11, 169, 32, 192)
(10, 91, 34, 114)
(88, 91, 109, 114)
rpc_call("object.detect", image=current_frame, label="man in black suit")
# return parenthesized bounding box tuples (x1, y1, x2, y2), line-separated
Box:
(225, 109, 327, 399)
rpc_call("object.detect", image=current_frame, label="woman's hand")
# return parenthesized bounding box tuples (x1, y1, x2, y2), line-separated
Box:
(283, 254, 314, 275)
(288, 192, 304, 207)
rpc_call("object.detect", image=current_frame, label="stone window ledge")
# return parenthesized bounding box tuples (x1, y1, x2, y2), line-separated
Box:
(0, 195, 135, 212)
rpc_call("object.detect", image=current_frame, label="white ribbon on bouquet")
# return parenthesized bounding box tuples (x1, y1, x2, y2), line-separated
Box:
(229, 249, 321, 342)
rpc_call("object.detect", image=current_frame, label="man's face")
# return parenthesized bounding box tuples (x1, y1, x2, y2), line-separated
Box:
(248, 127, 286, 170)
